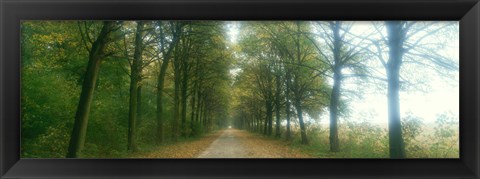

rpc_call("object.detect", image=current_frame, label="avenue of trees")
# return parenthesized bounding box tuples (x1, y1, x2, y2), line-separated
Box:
(21, 21, 459, 158)
(22, 21, 232, 158)
(231, 21, 458, 158)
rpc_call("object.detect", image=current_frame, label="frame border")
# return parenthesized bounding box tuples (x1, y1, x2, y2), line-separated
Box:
(1, 0, 479, 178)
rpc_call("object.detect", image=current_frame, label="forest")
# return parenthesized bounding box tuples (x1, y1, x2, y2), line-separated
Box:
(21, 21, 459, 158)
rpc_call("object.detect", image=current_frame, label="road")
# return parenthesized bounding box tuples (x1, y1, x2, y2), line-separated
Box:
(131, 128, 310, 158)
(197, 128, 309, 158)
(197, 128, 250, 158)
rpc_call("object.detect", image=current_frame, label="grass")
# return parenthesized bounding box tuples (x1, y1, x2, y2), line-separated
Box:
(248, 121, 459, 159)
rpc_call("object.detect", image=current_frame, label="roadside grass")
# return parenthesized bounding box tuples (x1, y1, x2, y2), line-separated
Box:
(246, 120, 459, 159)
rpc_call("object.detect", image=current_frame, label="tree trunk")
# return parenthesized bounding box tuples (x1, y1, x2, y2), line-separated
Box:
(127, 21, 144, 152)
(329, 72, 341, 152)
(136, 85, 142, 127)
(249, 115, 255, 131)
(295, 100, 308, 145)
(386, 21, 406, 158)
(66, 21, 115, 158)
(267, 100, 273, 136)
(256, 109, 260, 132)
(200, 97, 205, 128)
(156, 22, 181, 144)
(195, 91, 202, 123)
(173, 55, 181, 141)
(329, 21, 341, 152)
(155, 61, 168, 144)
(190, 86, 196, 136)
(274, 74, 281, 138)
(285, 71, 292, 141)
(181, 58, 188, 137)
(263, 109, 268, 135)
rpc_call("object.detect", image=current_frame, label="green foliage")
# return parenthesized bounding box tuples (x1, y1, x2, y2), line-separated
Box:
(401, 113, 424, 157)
(341, 119, 388, 158)
(22, 122, 71, 158)
(21, 21, 84, 157)
(427, 113, 459, 158)
(391, 112, 458, 158)
(288, 120, 388, 158)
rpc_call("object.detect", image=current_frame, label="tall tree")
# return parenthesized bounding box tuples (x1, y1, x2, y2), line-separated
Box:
(283, 21, 324, 144)
(66, 21, 117, 158)
(179, 27, 192, 137)
(364, 21, 458, 158)
(155, 22, 182, 144)
(385, 21, 406, 158)
(308, 21, 368, 152)
(127, 21, 145, 152)
(291, 22, 308, 144)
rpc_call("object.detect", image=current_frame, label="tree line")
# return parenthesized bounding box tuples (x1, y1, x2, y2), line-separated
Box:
(231, 21, 457, 158)
(21, 21, 232, 158)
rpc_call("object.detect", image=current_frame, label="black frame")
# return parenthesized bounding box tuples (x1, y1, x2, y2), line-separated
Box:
(1, 0, 479, 178)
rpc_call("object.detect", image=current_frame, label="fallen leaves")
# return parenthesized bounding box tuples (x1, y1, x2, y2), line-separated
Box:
(238, 131, 313, 158)
(129, 131, 222, 158)
(129, 129, 312, 158)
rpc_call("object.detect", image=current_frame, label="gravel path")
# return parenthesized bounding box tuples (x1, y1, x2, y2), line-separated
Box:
(197, 128, 310, 158)
(197, 129, 249, 158)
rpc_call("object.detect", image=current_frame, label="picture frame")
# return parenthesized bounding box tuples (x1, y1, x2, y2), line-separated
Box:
(1, 0, 479, 178)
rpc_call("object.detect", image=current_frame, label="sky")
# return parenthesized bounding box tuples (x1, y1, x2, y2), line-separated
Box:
(225, 21, 459, 126)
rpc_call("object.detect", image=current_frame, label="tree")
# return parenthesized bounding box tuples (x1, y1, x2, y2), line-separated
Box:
(66, 21, 118, 158)
(273, 57, 283, 138)
(274, 21, 326, 144)
(237, 21, 329, 144)
(308, 21, 368, 152)
(363, 21, 458, 158)
(290, 22, 310, 144)
(154, 21, 183, 144)
(237, 23, 278, 136)
(127, 21, 145, 152)
(384, 21, 407, 158)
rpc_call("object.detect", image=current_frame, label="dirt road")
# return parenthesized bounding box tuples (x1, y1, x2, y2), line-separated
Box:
(131, 128, 310, 158)
(197, 129, 249, 158)
(197, 128, 310, 158)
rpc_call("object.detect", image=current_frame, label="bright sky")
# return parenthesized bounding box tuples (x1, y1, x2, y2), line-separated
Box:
(225, 21, 459, 126)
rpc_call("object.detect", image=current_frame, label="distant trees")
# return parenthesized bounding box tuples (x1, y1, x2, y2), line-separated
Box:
(235, 22, 330, 144)
(151, 21, 231, 143)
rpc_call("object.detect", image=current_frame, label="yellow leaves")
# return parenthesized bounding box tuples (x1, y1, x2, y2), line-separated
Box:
(33, 32, 70, 46)
(240, 131, 313, 158)
(129, 129, 313, 158)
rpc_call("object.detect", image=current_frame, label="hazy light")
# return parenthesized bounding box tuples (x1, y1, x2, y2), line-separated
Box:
(226, 21, 459, 126)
